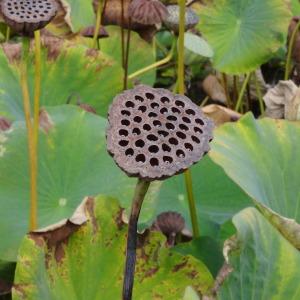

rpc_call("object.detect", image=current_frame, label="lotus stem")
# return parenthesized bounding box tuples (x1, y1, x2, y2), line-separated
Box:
(124, 24, 131, 90)
(200, 95, 209, 108)
(21, 37, 37, 231)
(93, 0, 103, 49)
(177, 0, 200, 238)
(123, 179, 151, 300)
(121, 0, 125, 68)
(128, 42, 175, 80)
(253, 71, 265, 115)
(221, 73, 232, 108)
(5, 26, 10, 42)
(285, 20, 300, 80)
(235, 72, 251, 112)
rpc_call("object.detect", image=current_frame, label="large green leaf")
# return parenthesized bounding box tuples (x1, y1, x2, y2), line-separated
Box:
(0, 41, 123, 120)
(101, 26, 156, 85)
(291, 0, 300, 15)
(0, 105, 252, 262)
(210, 114, 300, 222)
(199, 0, 291, 74)
(218, 207, 300, 299)
(148, 157, 252, 231)
(12, 196, 214, 300)
(174, 236, 224, 278)
(0, 105, 136, 261)
(61, 0, 95, 32)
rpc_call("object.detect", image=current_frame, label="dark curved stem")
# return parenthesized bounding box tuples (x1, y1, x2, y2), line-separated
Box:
(124, 20, 131, 90)
(122, 179, 150, 300)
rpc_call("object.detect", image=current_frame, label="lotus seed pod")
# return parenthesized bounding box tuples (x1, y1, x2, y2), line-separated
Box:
(106, 85, 213, 181)
(163, 5, 199, 33)
(0, 116, 11, 131)
(1, 0, 58, 35)
(129, 0, 168, 25)
(81, 26, 109, 39)
(154, 211, 185, 236)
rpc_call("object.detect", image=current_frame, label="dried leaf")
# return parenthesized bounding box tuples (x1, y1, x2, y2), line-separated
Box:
(263, 80, 300, 120)
(202, 75, 227, 104)
(202, 105, 241, 126)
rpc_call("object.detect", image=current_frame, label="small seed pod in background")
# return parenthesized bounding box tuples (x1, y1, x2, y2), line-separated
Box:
(129, 0, 168, 25)
(1, 0, 58, 36)
(163, 5, 199, 33)
(0, 116, 11, 131)
(106, 84, 213, 181)
(153, 211, 185, 246)
(81, 26, 109, 39)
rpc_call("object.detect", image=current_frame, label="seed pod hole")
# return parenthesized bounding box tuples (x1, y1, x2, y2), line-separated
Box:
(119, 140, 129, 147)
(186, 109, 195, 115)
(163, 156, 173, 164)
(135, 95, 144, 102)
(153, 120, 162, 127)
(135, 139, 145, 148)
(169, 137, 178, 145)
(148, 112, 157, 118)
(158, 130, 169, 137)
(143, 124, 151, 131)
(150, 157, 159, 166)
(167, 115, 177, 121)
(125, 148, 134, 156)
(176, 150, 185, 158)
(160, 107, 168, 114)
(176, 131, 186, 139)
(182, 116, 191, 123)
(191, 136, 200, 144)
(148, 145, 159, 153)
(179, 124, 188, 131)
(172, 107, 181, 114)
(146, 92, 155, 99)
(161, 96, 170, 103)
(121, 119, 130, 126)
(175, 100, 185, 108)
(162, 143, 171, 152)
(138, 105, 147, 113)
(125, 101, 134, 108)
(195, 118, 205, 125)
(121, 110, 131, 116)
(147, 134, 158, 141)
(194, 127, 203, 134)
(136, 154, 146, 163)
(151, 102, 159, 109)
(134, 116, 142, 123)
(184, 143, 193, 151)
(119, 129, 128, 136)
(133, 128, 141, 135)
(166, 123, 175, 130)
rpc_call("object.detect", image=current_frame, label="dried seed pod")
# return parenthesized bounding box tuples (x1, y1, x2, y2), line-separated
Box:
(129, 0, 168, 25)
(0, 116, 11, 131)
(154, 211, 185, 235)
(153, 211, 185, 246)
(106, 85, 213, 181)
(163, 5, 199, 33)
(81, 26, 109, 39)
(1, 0, 58, 35)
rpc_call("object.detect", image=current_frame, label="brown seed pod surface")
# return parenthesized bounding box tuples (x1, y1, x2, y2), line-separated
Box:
(1, 0, 58, 35)
(106, 85, 214, 181)
(129, 0, 168, 25)
(164, 5, 199, 33)
(154, 211, 185, 236)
